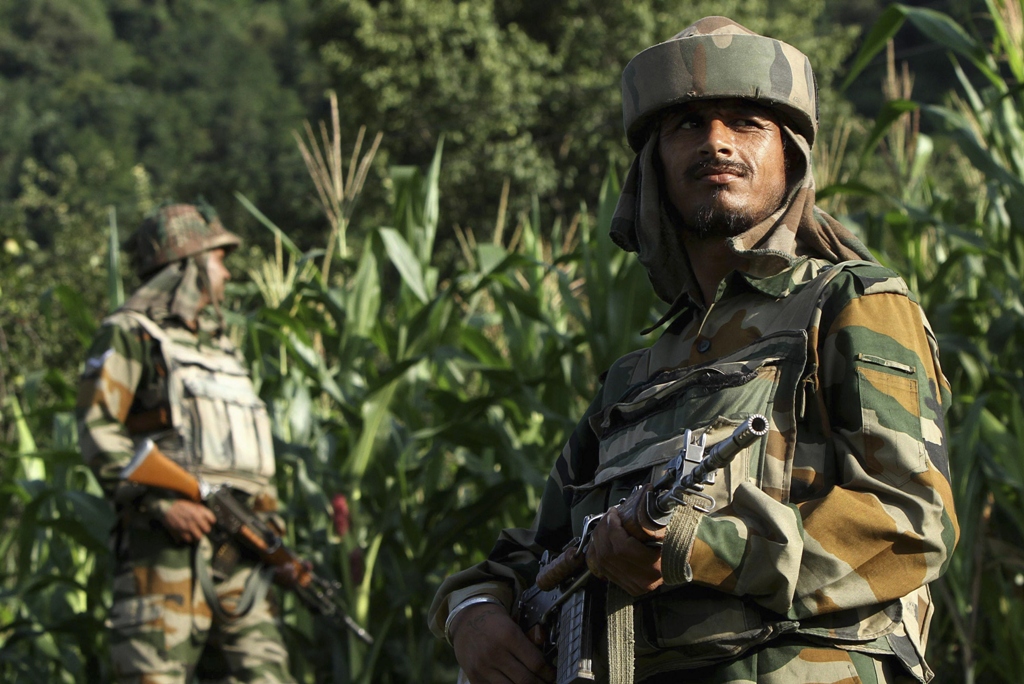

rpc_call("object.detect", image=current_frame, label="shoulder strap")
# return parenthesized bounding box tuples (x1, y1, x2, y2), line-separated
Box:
(796, 260, 876, 436)
(106, 310, 172, 344)
(195, 537, 272, 623)
(798, 260, 873, 330)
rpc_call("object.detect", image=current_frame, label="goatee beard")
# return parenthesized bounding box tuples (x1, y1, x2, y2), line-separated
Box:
(688, 190, 753, 240)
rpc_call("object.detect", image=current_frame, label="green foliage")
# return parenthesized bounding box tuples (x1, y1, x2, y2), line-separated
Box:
(0, 0, 320, 396)
(0, 122, 660, 680)
(5, 2, 1024, 682)
(0, 0, 862, 404)
(232, 135, 659, 681)
(313, 0, 860, 233)
(0, 154, 130, 404)
(0, 389, 113, 682)
(841, 3, 1024, 681)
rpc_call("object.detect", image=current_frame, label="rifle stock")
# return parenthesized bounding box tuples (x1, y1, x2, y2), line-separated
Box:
(121, 441, 203, 502)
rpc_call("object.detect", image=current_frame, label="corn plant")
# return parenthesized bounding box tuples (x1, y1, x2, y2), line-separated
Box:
(843, 3, 1024, 681)
(227, 89, 665, 680)
(0, 296, 113, 683)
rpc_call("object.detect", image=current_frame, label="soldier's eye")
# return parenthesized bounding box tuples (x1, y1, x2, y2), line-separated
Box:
(734, 116, 768, 129)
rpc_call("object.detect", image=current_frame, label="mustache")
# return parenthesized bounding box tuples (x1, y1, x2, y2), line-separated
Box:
(686, 159, 752, 179)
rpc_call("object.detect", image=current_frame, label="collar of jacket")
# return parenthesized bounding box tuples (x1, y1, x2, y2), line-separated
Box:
(652, 256, 834, 334)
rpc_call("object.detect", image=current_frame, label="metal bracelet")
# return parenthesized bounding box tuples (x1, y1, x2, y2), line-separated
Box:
(444, 595, 505, 646)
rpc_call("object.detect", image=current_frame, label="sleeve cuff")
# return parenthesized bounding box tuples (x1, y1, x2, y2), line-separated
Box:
(446, 582, 513, 612)
(429, 581, 513, 639)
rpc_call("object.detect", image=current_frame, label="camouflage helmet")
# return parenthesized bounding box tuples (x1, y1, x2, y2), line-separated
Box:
(129, 201, 241, 278)
(621, 16, 818, 152)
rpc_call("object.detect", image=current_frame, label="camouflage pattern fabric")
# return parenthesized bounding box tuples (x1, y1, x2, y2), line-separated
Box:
(79, 314, 179, 499)
(77, 309, 249, 495)
(430, 14, 957, 684)
(128, 202, 240, 279)
(639, 636, 917, 684)
(78, 310, 293, 682)
(621, 16, 817, 151)
(107, 511, 292, 683)
(115, 309, 277, 494)
(430, 258, 958, 682)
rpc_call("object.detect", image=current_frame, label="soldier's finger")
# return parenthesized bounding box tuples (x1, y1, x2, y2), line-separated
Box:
(478, 618, 554, 683)
(585, 540, 607, 579)
(510, 632, 554, 681)
(493, 652, 552, 684)
(603, 547, 662, 594)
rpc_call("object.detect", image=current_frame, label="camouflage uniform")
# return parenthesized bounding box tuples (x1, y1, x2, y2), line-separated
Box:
(78, 204, 294, 684)
(429, 18, 958, 684)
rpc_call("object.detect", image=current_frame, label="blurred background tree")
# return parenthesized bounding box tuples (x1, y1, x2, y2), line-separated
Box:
(3, 0, 1020, 682)
(311, 0, 861, 239)
(0, 0, 875, 389)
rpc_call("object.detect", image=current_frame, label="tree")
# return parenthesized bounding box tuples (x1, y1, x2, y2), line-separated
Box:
(0, 0, 322, 393)
(311, 0, 860, 237)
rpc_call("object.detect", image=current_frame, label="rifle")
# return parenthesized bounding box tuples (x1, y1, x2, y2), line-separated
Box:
(120, 444, 374, 645)
(514, 415, 769, 684)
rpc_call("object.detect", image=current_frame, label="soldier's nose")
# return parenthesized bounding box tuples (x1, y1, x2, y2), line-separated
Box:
(698, 119, 734, 157)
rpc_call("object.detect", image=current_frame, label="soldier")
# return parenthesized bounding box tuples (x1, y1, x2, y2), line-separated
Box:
(430, 17, 959, 684)
(77, 202, 294, 683)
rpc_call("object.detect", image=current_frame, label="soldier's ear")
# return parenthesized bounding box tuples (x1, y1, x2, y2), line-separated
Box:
(780, 128, 806, 188)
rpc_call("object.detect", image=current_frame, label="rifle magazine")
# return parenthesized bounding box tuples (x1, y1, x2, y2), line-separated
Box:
(556, 588, 597, 683)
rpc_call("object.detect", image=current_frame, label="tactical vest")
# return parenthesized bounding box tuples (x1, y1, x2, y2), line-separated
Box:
(568, 260, 933, 681)
(114, 310, 276, 494)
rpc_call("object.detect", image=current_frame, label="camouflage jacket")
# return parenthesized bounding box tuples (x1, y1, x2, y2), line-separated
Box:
(77, 310, 276, 515)
(429, 257, 958, 681)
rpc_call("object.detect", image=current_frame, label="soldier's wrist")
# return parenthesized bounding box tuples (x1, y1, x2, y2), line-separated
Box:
(444, 595, 505, 646)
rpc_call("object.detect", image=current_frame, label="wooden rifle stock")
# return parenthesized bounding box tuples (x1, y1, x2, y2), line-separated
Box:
(535, 481, 664, 593)
(121, 443, 203, 502)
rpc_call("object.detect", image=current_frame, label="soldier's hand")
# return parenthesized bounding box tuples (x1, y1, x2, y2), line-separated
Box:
(162, 500, 217, 544)
(450, 602, 555, 684)
(586, 507, 663, 596)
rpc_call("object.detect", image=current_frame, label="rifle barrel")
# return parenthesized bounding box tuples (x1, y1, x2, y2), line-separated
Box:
(656, 414, 768, 513)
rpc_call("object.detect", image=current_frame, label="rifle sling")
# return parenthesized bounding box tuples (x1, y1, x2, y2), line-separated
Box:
(195, 536, 274, 623)
(607, 584, 635, 684)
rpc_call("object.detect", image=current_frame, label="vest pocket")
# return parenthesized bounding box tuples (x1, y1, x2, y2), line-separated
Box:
(182, 374, 276, 479)
(587, 362, 778, 487)
(583, 330, 808, 504)
(634, 586, 782, 666)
